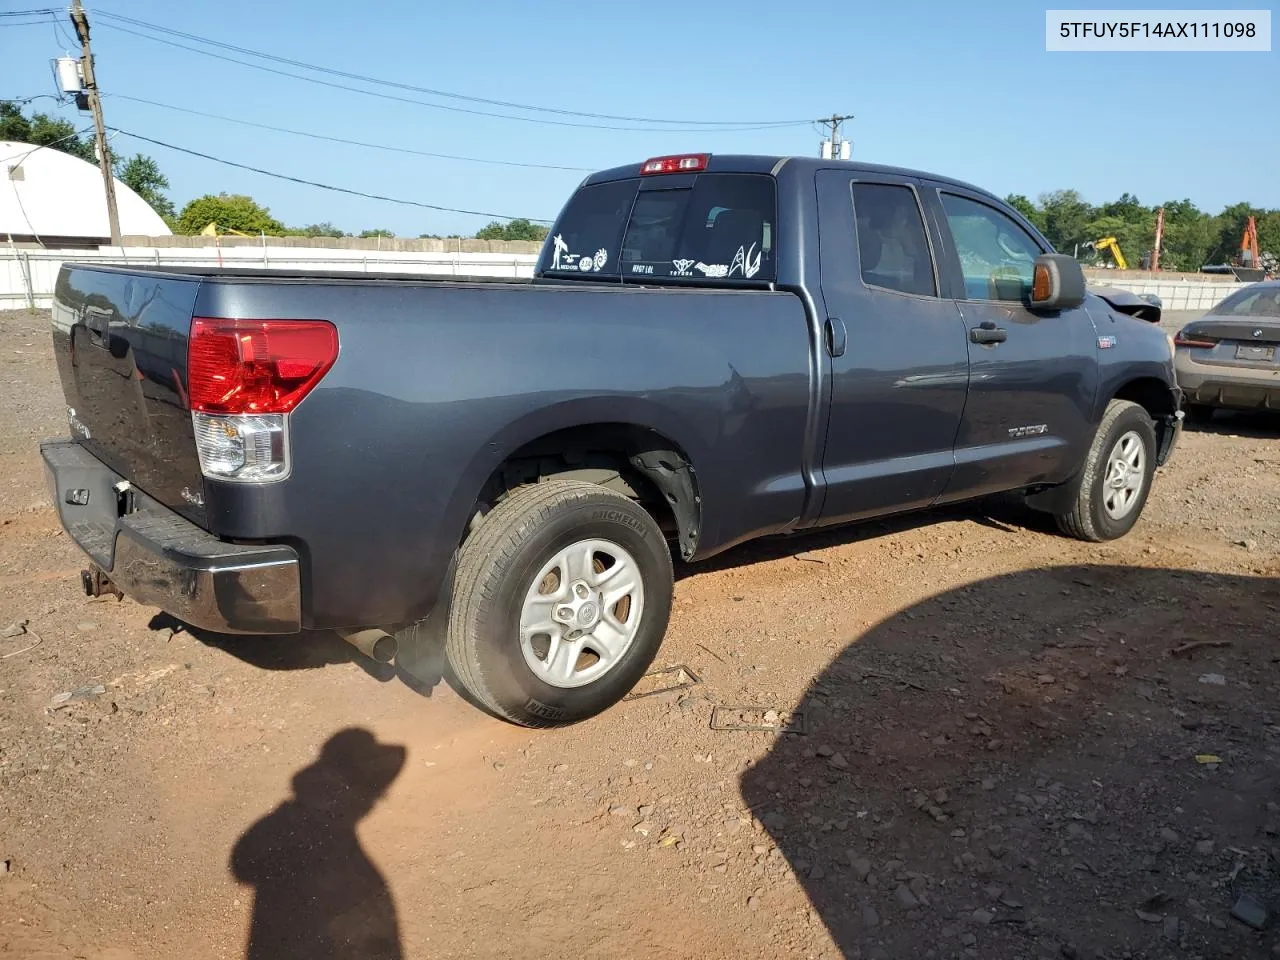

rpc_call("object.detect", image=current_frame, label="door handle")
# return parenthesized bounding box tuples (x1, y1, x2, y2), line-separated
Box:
(825, 317, 847, 358)
(969, 320, 1007, 345)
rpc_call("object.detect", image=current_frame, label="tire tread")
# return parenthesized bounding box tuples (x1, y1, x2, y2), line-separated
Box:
(446, 479, 663, 726)
(1055, 398, 1152, 543)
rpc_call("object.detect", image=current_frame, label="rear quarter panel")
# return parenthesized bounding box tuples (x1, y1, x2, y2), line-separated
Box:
(194, 280, 813, 630)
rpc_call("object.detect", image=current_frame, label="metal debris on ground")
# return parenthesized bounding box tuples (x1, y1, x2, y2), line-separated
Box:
(1170, 639, 1233, 657)
(1231, 893, 1270, 930)
(794, 551, 827, 564)
(709, 705, 806, 734)
(1198, 673, 1227, 686)
(1, 626, 42, 660)
(622, 664, 701, 701)
(48, 684, 106, 709)
(1195, 754, 1223, 765)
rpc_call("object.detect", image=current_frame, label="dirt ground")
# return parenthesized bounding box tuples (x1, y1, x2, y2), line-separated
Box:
(2, 306, 1278, 960)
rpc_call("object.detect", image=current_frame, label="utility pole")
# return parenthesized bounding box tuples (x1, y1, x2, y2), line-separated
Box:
(69, 0, 121, 245)
(819, 114, 855, 160)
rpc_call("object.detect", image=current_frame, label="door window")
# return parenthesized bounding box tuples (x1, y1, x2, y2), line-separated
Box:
(850, 183, 937, 297)
(940, 193, 1044, 302)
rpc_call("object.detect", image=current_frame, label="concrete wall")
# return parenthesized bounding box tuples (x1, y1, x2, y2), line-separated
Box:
(0, 245, 541, 309)
(117, 234, 545, 254)
(1082, 268, 1251, 312)
(1, 243, 1251, 313)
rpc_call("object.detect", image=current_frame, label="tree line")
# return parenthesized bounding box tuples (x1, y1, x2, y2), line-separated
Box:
(1005, 190, 1278, 273)
(5, 102, 1271, 263)
(1, 102, 550, 242)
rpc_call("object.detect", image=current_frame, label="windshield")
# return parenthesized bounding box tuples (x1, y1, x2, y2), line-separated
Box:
(1210, 286, 1280, 318)
(537, 173, 777, 283)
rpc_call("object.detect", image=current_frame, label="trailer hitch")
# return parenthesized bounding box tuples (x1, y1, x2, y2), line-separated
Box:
(81, 567, 123, 601)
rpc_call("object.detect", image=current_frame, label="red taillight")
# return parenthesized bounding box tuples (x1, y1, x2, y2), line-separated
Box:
(640, 153, 709, 175)
(187, 317, 338, 414)
(1173, 330, 1217, 349)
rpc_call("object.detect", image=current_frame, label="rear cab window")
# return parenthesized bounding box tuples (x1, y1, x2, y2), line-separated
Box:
(537, 173, 777, 283)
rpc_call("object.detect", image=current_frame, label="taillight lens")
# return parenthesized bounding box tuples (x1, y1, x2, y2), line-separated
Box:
(187, 318, 337, 483)
(188, 318, 338, 415)
(1173, 330, 1217, 349)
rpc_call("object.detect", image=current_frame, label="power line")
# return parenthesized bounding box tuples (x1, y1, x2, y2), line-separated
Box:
(113, 128, 556, 224)
(107, 94, 594, 173)
(93, 9, 810, 130)
(101, 21, 794, 133)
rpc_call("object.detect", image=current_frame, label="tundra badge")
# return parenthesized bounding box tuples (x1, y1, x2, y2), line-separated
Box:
(1008, 424, 1048, 439)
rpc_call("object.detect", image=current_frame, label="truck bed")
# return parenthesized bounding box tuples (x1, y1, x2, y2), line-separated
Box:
(49, 261, 816, 630)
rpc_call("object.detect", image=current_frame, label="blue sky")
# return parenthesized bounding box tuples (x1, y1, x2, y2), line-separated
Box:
(2, 0, 1276, 236)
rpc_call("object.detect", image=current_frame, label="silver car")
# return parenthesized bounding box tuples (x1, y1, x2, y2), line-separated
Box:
(1174, 280, 1280, 423)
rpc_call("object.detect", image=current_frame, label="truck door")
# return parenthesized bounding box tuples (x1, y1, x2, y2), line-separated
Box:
(813, 171, 970, 526)
(918, 183, 1099, 501)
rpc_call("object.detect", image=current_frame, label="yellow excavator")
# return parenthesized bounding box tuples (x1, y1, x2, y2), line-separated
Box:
(1092, 236, 1129, 270)
(198, 222, 256, 238)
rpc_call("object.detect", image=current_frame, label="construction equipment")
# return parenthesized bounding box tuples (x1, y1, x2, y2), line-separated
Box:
(1204, 216, 1269, 281)
(198, 222, 255, 238)
(1151, 207, 1165, 271)
(1088, 236, 1129, 270)
(1236, 216, 1264, 279)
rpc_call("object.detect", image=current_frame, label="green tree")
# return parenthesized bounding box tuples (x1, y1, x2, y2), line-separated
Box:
(475, 219, 549, 242)
(358, 228, 395, 238)
(175, 193, 284, 235)
(287, 222, 347, 237)
(1004, 194, 1045, 232)
(0, 101, 96, 163)
(1036, 189, 1095, 254)
(117, 153, 175, 222)
(1157, 199, 1216, 272)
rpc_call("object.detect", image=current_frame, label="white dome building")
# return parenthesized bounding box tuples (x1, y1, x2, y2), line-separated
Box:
(1, 140, 172, 248)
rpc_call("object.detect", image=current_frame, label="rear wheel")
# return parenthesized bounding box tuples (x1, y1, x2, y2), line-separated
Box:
(445, 479, 673, 727)
(1055, 399, 1157, 542)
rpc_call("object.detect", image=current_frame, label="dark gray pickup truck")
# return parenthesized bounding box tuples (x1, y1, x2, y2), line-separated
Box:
(41, 152, 1183, 727)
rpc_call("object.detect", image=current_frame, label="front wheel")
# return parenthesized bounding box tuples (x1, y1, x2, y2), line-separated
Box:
(445, 479, 674, 727)
(1055, 399, 1158, 542)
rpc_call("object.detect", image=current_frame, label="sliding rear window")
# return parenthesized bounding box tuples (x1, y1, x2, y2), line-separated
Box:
(538, 173, 777, 283)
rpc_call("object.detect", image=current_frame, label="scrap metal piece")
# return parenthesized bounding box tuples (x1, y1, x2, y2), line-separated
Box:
(623, 664, 701, 701)
(710, 705, 806, 734)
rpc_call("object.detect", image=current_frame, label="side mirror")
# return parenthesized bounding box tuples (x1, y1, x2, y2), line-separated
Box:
(1029, 253, 1086, 311)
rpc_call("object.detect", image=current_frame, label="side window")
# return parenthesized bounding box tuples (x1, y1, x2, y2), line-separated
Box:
(850, 183, 937, 297)
(939, 193, 1044, 302)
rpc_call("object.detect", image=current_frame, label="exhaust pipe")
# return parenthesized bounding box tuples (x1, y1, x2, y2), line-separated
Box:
(339, 628, 398, 664)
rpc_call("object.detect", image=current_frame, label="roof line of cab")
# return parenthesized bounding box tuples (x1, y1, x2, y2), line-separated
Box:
(579, 154, 1006, 206)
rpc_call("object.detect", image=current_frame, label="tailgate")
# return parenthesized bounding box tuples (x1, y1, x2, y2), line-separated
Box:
(51, 265, 207, 526)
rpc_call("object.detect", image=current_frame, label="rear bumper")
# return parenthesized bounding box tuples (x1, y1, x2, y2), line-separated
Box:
(41, 440, 302, 634)
(1175, 354, 1280, 411)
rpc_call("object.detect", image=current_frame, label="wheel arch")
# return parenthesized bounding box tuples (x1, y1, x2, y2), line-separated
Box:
(1109, 376, 1181, 466)
(452, 399, 706, 564)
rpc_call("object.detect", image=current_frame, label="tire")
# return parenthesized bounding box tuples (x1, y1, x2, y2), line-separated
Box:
(1055, 399, 1157, 543)
(1185, 403, 1216, 426)
(445, 479, 674, 728)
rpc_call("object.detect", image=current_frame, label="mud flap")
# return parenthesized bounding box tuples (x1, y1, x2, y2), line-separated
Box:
(629, 450, 700, 561)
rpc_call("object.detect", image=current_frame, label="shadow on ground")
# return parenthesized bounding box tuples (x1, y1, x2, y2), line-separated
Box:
(230, 727, 407, 960)
(1184, 409, 1280, 438)
(741, 564, 1280, 960)
(151, 496, 1046, 706)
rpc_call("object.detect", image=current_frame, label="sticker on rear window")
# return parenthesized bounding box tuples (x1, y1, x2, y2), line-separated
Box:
(728, 243, 762, 279)
(551, 235, 607, 273)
